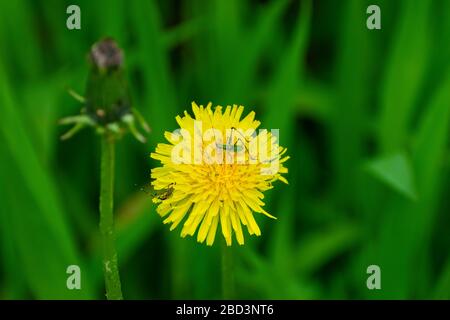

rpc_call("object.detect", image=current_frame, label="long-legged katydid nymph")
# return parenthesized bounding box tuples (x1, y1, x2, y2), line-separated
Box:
(206, 108, 278, 164)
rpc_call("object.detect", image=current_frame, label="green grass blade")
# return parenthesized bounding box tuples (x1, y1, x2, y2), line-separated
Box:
(0, 66, 93, 299)
(366, 152, 418, 200)
(375, 65, 450, 298)
(378, 0, 432, 152)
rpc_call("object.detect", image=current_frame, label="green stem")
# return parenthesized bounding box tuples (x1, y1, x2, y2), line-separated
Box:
(221, 241, 235, 299)
(99, 133, 123, 300)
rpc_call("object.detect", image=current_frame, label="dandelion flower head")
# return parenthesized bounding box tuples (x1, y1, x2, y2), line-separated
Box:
(150, 102, 289, 246)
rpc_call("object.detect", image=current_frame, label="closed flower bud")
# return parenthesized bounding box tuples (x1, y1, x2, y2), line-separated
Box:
(85, 38, 131, 125)
(59, 38, 150, 143)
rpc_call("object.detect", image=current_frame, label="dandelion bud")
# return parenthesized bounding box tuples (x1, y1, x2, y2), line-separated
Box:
(90, 38, 124, 70)
(59, 38, 150, 142)
(85, 38, 131, 125)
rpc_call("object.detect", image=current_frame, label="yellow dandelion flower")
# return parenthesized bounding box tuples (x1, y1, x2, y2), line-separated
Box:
(150, 102, 289, 246)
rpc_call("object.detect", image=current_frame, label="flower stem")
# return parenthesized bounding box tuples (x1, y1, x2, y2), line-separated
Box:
(99, 133, 123, 300)
(221, 241, 235, 299)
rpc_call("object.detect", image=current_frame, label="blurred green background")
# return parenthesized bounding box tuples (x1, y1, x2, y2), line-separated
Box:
(0, 0, 449, 299)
